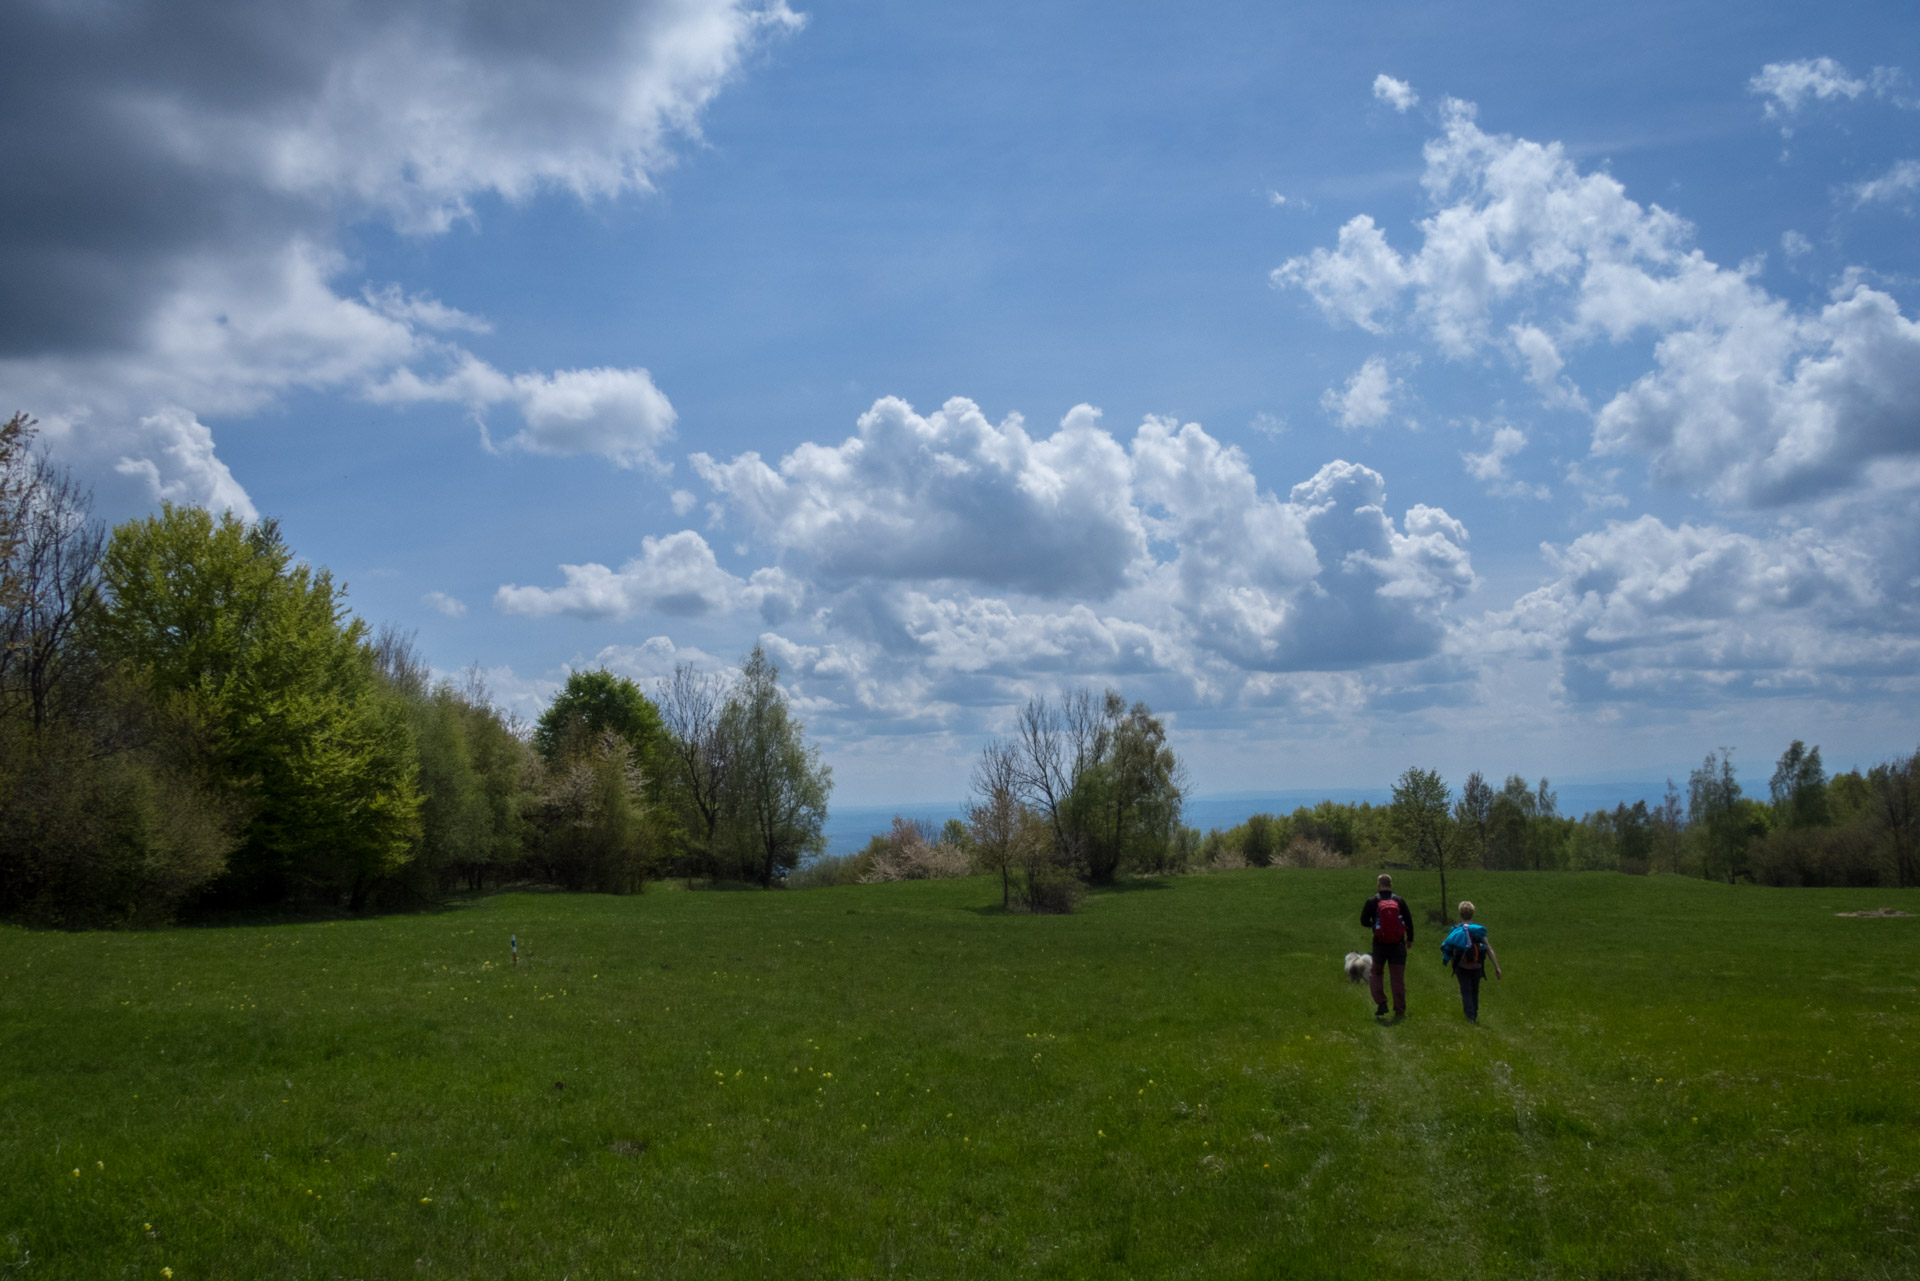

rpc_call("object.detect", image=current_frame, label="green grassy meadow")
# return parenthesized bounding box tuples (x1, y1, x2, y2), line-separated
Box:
(3, 871, 1916, 1279)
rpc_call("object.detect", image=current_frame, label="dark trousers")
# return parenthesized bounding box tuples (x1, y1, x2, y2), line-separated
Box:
(1455, 968, 1483, 1021)
(1369, 943, 1407, 1013)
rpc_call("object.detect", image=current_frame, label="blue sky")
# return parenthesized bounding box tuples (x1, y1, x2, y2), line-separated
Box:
(5, 0, 1918, 804)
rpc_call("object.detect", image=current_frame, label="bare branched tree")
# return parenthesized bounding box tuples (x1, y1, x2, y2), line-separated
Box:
(658, 662, 735, 877)
(368, 623, 430, 698)
(0, 434, 106, 730)
(1012, 694, 1075, 859)
(968, 739, 1024, 908)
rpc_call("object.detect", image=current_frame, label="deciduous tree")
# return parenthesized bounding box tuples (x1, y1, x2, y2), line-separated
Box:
(721, 644, 830, 886)
(94, 505, 421, 908)
(1770, 740, 1831, 830)
(1391, 766, 1458, 919)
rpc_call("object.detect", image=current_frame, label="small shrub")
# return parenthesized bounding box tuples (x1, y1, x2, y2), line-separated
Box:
(857, 816, 970, 883)
(1204, 841, 1247, 871)
(1020, 863, 1085, 914)
(1281, 837, 1346, 869)
(786, 851, 873, 889)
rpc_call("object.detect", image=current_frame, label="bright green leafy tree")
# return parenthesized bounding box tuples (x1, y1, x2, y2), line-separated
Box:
(93, 505, 420, 908)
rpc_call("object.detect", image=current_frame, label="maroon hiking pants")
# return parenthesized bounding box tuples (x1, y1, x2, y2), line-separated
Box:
(1368, 942, 1408, 1012)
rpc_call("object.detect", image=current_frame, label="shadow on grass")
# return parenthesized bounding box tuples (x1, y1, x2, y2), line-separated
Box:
(175, 889, 519, 931)
(965, 876, 1174, 916)
(1090, 876, 1175, 895)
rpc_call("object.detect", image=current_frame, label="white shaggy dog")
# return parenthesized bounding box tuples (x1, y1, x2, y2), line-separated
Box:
(1344, 951, 1373, 984)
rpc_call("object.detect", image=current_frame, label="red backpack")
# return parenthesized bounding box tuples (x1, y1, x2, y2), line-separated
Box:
(1373, 897, 1406, 944)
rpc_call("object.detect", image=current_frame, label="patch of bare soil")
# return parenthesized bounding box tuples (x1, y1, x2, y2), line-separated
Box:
(1836, 907, 1914, 918)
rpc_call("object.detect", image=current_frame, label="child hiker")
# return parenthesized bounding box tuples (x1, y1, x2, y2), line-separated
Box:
(1439, 901, 1502, 1023)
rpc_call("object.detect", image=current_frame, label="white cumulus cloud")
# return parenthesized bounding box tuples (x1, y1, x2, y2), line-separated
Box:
(1493, 516, 1909, 702)
(691, 397, 1147, 599)
(1852, 158, 1920, 207)
(505, 397, 1479, 732)
(1373, 75, 1419, 113)
(495, 530, 802, 622)
(1749, 57, 1870, 120)
(1462, 422, 1546, 499)
(1320, 356, 1402, 431)
(110, 408, 258, 519)
(1276, 95, 1920, 512)
(502, 366, 678, 470)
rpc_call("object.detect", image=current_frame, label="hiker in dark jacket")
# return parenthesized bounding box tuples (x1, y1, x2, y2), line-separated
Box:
(1360, 873, 1413, 1017)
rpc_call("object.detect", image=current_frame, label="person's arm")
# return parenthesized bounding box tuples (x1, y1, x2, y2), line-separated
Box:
(1401, 895, 1413, 944)
(1484, 935, 1502, 979)
(1360, 897, 1376, 929)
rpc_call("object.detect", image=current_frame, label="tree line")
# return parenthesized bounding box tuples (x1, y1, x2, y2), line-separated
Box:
(1186, 744, 1919, 894)
(819, 731, 1917, 913)
(0, 414, 831, 926)
(9, 411, 1911, 926)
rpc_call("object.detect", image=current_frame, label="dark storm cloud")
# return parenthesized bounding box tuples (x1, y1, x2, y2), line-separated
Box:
(0, 0, 798, 508)
(0, 0, 795, 353)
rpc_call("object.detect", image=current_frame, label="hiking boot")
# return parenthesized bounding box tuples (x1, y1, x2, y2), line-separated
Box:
(1374, 1001, 1389, 1017)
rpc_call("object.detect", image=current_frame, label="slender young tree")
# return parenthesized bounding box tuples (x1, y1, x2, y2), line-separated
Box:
(1770, 740, 1831, 830)
(722, 644, 830, 886)
(967, 740, 1025, 909)
(1689, 748, 1746, 884)
(1454, 771, 1494, 870)
(1391, 766, 1458, 921)
(1654, 779, 1685, 874)
(657, 662, 734, 879)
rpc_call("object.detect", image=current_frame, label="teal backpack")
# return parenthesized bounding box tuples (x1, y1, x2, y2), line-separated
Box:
(1443, 923, 1485, 971)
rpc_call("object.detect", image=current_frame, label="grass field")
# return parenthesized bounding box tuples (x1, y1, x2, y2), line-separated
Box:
(3, 871, 1916, 1279)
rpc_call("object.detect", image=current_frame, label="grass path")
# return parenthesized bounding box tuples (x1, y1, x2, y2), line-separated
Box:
(3, 870, 1916, 1278)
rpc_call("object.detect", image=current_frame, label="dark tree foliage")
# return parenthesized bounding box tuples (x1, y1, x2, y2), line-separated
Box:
(1454, 771, 1493, 870)
(1241, 813, 1278, 868)
(1611, 800, 1654, 874)
(1689, 749, 1750, 885)
(1, 422, 244, 925)
(1770, 740, 1831, 830)
(534, 669, 667, 765)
